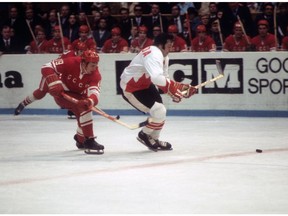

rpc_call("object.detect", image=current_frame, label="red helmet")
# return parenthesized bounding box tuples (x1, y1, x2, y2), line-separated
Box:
(168, 25, 178, 33)
(75, 42, 87, 51)
(79, 25, 89, 33)
(138, 25, 148, 33)
(53, 25, 60, 31)
(234, 21, 241, 29)
(81, 50, 99, 63)
(196, 24, 206, 32)
(111, 27, 121, 36)
(257, 19, 269, 27)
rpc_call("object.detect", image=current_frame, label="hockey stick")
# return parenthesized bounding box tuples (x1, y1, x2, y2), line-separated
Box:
(57, 12, 66, 52)
(182, 60, 224, 94)
(237, 16, 251, 46)
(26, 20, 40, 53)
(61, 92, 148, 130)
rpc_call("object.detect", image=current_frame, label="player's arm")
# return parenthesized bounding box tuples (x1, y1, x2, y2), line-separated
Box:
(41, 58, 64, 97)
(78, 70, 102, 110)
(144, 55, 196, 102)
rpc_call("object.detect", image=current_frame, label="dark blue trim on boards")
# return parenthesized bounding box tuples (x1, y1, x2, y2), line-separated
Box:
(1, 108, 288, 117)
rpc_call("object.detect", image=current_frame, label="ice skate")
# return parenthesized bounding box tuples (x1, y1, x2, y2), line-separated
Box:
(155, 140, 173, 151)
(83, 137, 104, 155)
(74, 135, 84, 150)
(67, 110, 76, 119)
(137, 131, 158, 152)
(14, 102, 25, 115)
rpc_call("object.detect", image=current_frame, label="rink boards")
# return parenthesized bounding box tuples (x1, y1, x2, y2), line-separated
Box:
(0, 51, 287, 116)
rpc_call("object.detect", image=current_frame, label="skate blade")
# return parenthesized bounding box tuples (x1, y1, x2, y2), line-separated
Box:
(67, 116, 76, 119)
(136, 137, 158, 152)
(157, 147, 173, 151)
(84, 149, 104, 155)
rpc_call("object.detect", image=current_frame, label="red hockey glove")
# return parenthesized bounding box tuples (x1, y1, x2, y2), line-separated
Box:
(46, 74, 64, 97)
(78, 98, 93, 110)
(181, 85, 197, 98)
(167, 80, 184, 103)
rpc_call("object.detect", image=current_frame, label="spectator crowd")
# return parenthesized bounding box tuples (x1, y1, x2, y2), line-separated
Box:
(0, 2, 288, 55)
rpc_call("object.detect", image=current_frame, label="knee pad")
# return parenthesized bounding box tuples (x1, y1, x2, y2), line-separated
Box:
(150, 102, 166, 122)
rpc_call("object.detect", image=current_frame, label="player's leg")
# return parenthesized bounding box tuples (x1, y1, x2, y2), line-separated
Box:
(122, 85, 172, 151)
(55, 92, 104, 154)
(14, 77, 48, 115)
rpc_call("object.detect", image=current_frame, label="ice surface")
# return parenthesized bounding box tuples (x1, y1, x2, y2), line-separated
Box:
(0, 115, 287, 214)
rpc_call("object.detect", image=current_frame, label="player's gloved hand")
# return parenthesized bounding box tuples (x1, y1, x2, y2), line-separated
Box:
(167, 80, 184, 103)
(46, 74, 64, 97)
(78, 98, 93, 110)
(181, 85, 197, 98)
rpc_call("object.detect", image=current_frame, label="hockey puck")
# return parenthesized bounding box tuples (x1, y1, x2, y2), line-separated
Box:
(116, 115, 120, 120)
(256, 149, 263, 153)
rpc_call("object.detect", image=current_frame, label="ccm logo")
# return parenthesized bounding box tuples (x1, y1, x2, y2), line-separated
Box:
(201, 58, 243, 94)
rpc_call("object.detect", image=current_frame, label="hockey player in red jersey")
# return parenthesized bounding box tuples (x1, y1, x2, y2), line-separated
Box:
(101, 27, 129, 53)
(120, 33, 197, 151)
(251, 19, 276, 51)
(45, 26, 71, 53)
(41, 50, 103, 154)
(223, 22, 252, 51)
(71, 25, 97, 51)
(167, 25, 188, 52)
(14, 42, 88, 115)
(191, 25, 216, 52)
(130, 25, 153, 53)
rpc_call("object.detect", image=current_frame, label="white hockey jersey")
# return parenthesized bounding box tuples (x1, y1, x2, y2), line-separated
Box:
(120, 46, 170, 93)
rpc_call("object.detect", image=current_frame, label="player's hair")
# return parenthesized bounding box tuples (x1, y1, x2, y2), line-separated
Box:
(153, 33, 173, 47)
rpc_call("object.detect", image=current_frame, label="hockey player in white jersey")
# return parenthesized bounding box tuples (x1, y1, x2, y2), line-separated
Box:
(120, 33, 197, 151)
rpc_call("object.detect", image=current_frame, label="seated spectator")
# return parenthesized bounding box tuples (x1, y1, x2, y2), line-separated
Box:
(91, 10, 101, 31)
(78, 11, 87, 26)
(251, 19, 276, 51)
(26, 28, 48, 53)
(102, 27, 129, 53)
(93, 18, 111, 52)
(129, 25, 153, 53)
(151, 25, 161, 41)
(187, 7, 201, 38)
(199, 13, 211, 34)
(208, 2, 218, 19)
(0, 25, 22, 54)
(131, 4, 147, 28)
(167, 24, 188, 52)
(20, 7, 44, 50)
(127, 26, 139, 46)
(254, 3, 275, 35)
(45, 9, 58, 40)
(210, 19, 223, 51)
(191, 24, 216, 52)
(62, 13, 80, 43)
(102, 5, 118, 31)
(145, 3, 168, 38)
(72, 25, 96, 51)
(45, 25, 71, 53)
(169, 5, 185, 34)
(223, 21, 252, 52)
(118, 7, 132, 42)
(179, 20, 192, 49)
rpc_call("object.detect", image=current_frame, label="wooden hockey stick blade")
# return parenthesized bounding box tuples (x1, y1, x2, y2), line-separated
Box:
(215, 59, 224, 76)
(61, 92, 148, 130)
